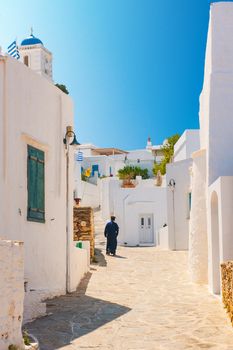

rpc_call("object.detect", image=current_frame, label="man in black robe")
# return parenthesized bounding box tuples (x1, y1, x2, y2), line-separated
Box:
(104, 216, 119, 256)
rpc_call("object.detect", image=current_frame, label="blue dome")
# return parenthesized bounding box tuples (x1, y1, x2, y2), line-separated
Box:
(21, 34, 43, 46)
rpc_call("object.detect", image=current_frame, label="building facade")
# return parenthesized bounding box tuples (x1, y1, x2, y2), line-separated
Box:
(189, 3, 233, 293)
(100, 177, 167, 247)
(166, 130, 200, 250)
(0, 35, 88, 323)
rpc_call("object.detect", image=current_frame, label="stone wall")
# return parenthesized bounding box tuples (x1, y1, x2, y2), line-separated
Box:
(0, 240, 24, 350)
(73, 206, 95, 259)
(221, 261, 233, 325)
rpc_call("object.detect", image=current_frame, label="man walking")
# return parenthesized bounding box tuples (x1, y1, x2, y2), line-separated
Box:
(104, 216, 119, 256)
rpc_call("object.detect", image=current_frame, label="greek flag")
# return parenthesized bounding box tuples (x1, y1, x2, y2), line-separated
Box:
(76, 151, 83, 162)
(7, 41, 20, 59)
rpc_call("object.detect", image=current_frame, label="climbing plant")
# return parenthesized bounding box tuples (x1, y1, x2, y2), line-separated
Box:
(153, 134, 180, 175)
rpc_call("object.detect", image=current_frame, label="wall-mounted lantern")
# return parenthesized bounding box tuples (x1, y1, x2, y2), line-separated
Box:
(168, 178, 176, 190)
(63, 126, 80, 148)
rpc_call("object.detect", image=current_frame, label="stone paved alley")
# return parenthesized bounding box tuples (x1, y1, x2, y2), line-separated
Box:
(26, 211, 233, 350)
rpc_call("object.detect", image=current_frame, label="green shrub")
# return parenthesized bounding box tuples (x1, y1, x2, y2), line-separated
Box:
(118, 166, 149, 180)
(55, 83, 69, 94)
(23, 330, 30, 346)
(153, 133, 180, 176)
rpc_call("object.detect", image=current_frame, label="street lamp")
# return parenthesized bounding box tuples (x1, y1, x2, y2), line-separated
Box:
(168, 178, 176, 250)
(168, 178, 176, 190)
(63, 126, 80, 148)
(63, 126, 80, 293)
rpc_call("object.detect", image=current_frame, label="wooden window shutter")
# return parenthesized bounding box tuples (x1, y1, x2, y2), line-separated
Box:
(27, 145, 45, 223)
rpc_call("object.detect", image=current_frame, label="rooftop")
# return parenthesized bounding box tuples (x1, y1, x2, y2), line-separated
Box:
(94, 148, 128, 156)
(21, 34, 43, 46)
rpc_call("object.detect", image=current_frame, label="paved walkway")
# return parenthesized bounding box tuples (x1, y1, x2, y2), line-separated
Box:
(26, 211, 233, 350)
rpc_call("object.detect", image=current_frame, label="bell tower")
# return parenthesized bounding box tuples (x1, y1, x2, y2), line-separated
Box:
(146, 136, 152, 150)
(19, 29, 53, 82)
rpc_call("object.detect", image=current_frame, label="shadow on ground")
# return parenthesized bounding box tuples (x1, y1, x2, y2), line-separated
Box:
(113, 254, 127, 259)
(93, 249, 127, 266)
(25, 272, 131, 350)
(93, 247, 107, 266)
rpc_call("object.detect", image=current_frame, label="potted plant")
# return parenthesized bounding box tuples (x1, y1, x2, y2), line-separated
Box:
(118, 166, 135, 187)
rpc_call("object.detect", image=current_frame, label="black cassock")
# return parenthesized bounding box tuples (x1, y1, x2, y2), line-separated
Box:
(104, 221, 119, 255)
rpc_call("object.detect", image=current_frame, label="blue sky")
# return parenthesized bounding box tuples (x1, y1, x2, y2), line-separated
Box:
(0, 1, 229, 149)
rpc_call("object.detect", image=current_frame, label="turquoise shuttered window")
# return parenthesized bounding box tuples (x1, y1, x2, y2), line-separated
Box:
(27, 145, 45, 223)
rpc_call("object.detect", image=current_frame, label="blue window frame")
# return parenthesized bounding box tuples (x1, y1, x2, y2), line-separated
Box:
(27, 145, 45, 223)
(92, 164, 99, 177)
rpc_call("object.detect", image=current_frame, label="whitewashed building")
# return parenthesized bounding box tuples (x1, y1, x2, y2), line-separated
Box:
(0, 34, 88, 326)
(100, 177, 167, 247)
(189, 2, 233, 293)
(74, 138, 164, 208)
(166, 129, 200, 250)
(0, 240, 24, 350)
(77, 137, 163, 179)
(78, 146, 126, 179)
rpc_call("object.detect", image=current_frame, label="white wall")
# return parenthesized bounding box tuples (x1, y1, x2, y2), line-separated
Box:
(166, 158, 192, 250)
(19, 44, 53, 82)
(100, 177, 121, 220)
(140, 177, 167, 188)
(74, 159, 82, 198)
(188, 3, 233, 295)
(100, 178, 110, 220)
(81, 156, 118, 177)
(118, 186, 167, 246)
(81, 149, 158, 179)
(189, 150, 208, 284)
(0, 240, 24, 350)
(77, 144, 97, 157)
(199, 3, 233, 186)
(207, 176, 233, 294)
(70, 242, 89, 292)
(158, 226, 169, 250)
(100, 178, 167, 246)
(0, 56, 87, 320)
(114, 149, 156, 177)
(79, 180, 100, 208)
(173, 129, 200, 162)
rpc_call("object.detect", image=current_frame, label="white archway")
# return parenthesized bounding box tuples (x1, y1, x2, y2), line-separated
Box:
(210, 191, 220, 294)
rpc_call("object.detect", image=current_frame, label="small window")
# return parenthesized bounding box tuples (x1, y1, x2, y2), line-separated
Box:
(187, 192, 192, 220)
(141, 217, 144, 226)
(24, 55, 29, 66)
(92, 164, 99, 177)
(27, 145, 45, 223)
(148, 217, 151, 226)
(188, 192, 192, 211)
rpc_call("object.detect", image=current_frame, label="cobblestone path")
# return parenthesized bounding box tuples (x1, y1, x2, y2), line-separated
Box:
(26, 211, 233, 350)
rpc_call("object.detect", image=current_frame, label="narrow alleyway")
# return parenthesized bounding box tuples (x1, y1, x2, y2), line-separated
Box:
(26, 211, 233, 350)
